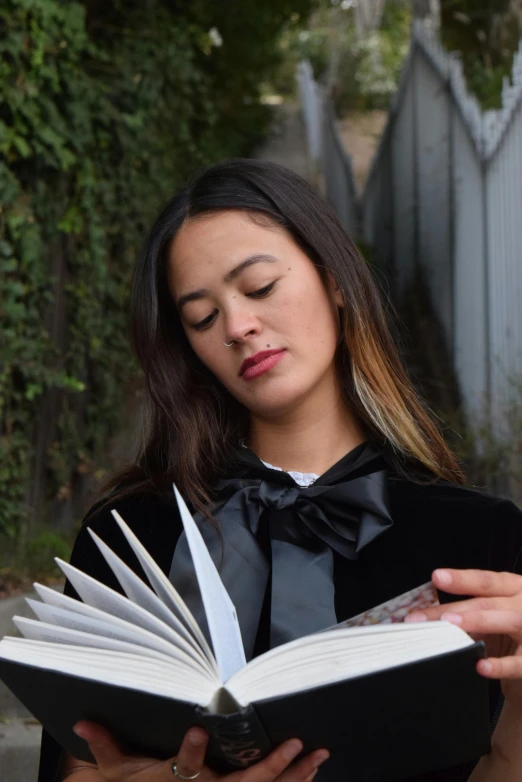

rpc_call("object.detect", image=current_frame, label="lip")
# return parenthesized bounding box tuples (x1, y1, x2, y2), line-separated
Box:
(239, 349, 286, 379)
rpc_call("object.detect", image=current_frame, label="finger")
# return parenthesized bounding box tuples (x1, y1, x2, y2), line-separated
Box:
(432, 569, 522, 598)
(405, 596, 507, 623)
(172, 727, 209, 780)
(477, 656, 522, 679)
(280, 749, 330, 780)
(239, 739, 303, 781)
(440, 609, 522, 640)
(73, 721, 128, 771)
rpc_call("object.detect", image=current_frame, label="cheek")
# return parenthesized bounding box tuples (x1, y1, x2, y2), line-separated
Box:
(190, 338, 217, 369)
(189, 337, 236, 387)
(283, 286, 338, 344)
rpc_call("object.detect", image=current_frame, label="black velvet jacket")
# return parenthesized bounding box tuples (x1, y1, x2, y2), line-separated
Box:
(38, 451, 522, 782)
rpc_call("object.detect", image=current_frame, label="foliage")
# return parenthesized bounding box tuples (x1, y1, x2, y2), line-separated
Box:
(399, 273, 522, 506)
(278, 0, 411, 112)
(440, 0, 520, 109)
(334, 2, 411, 113)
(433, 388, 522, 506)
(275, 23, 331, 95)
(286, 0, 522, 112)
(0, 0, 316, 538)
(23, 528, 72, 579)
(0, 527, 71, 589)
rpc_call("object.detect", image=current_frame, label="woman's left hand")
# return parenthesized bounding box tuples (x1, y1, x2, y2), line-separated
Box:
(406, 568, 522, 707)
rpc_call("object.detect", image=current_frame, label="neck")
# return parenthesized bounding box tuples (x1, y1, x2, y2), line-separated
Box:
(247, 386, 366, 477)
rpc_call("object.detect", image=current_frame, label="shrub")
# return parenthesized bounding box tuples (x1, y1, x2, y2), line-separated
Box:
(0, 0, 316, 536)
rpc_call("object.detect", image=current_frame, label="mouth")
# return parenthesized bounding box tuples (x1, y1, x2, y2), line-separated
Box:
(239, 349, 286, 380)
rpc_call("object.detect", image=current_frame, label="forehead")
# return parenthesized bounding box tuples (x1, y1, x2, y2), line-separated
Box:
(166, 210, 292, 291)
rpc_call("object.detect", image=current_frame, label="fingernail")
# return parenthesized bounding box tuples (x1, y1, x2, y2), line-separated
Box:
(480, 660, 493, 674)
(314, 750, 330, 765)
(282, 739, 302, 760)
(73, 725, 88, 739)
(404, 612, 427, 623)
(188, 729, 207, 747)
(304, 771, 318, 781)
(434, 569, 452, 587)
(441, 612, 462, 626)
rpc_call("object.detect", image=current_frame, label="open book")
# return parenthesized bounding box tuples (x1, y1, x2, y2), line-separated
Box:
(0, 487, 490, 781)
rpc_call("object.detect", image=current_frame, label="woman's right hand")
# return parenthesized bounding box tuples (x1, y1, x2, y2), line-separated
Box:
(66, 721, 330, 782)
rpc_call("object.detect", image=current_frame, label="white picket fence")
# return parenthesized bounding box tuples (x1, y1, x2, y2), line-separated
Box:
(296, 61, 359, 237)
(297, 22, 522, 441)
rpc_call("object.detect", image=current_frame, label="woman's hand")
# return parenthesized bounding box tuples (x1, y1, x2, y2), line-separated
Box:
(68, 721, 329, 782)
(405, 568, 522, 706)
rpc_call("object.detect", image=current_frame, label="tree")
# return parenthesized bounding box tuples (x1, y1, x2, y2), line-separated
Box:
(439, 1, 518, 107)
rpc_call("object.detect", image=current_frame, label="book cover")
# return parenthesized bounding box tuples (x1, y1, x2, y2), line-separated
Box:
(0, 486, 491, 781)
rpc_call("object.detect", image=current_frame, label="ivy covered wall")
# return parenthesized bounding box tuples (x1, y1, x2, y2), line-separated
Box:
(0, 0, 314, 537)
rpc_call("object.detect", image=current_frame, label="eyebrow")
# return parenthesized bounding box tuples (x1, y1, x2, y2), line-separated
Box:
(176, 254, 278, 312)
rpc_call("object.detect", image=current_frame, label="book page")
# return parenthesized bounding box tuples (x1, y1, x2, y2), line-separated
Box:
(87, 528, 203, 655)
(228, 621, 473, 706)
(32, 585, 210, 674)
(13, 616, 195, 667)
(328, 582, 439, 630)
(55, 558, 212, 671)
(173, 484, 246, 682)
(111, 510, 217, 672)
(0, 637, 216, 706)
(24, 600, 211, 676)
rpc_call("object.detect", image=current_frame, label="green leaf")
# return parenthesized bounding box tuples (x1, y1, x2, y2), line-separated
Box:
(13, 136, 31, 158)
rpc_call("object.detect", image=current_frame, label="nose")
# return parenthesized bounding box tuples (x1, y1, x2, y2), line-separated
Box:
(223, 306, 261, 344)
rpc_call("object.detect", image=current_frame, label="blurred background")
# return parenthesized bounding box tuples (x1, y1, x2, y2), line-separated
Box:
(1, 1, 522, 776)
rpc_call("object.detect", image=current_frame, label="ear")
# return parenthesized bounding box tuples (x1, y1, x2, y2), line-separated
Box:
(326, 271, 344, 308)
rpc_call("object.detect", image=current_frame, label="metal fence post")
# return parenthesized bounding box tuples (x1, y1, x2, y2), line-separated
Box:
(412, 41, 421, 280)
(481, 156, 492, 436)
(447, 81, 456, 364)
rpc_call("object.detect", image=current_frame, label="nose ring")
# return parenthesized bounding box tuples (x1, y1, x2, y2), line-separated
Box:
(223, 340, 234, 347)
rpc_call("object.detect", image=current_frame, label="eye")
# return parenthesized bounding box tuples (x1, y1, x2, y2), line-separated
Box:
(190, 281, 277, 331)
(193, 310, 217, 331)
(247, 281, 277, 298)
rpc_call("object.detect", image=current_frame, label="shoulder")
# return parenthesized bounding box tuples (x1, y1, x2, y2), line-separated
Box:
(66, 490, 182, 598)
(388, 476, 522, 529)
(83, 490, 182, 547)
(387, 477, 522, 575)
(388, 476, 520, 517)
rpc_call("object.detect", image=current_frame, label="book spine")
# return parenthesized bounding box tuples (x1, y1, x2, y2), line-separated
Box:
(198, 705, 273, 772)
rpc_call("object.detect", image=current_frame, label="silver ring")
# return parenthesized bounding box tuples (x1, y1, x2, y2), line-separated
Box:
(223, 340, 234, 347)
(171, 761, 201, 779)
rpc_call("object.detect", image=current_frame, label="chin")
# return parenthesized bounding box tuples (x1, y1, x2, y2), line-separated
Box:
(241, 384, 311, 419)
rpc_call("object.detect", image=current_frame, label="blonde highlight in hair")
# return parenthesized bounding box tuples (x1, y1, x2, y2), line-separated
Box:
(341, 303, 464, 484)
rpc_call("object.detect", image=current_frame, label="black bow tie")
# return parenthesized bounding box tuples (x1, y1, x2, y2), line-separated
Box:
(169, 443, 393, 659)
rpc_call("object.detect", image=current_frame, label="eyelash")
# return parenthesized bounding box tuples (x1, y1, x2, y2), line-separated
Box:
(192, 281, 277, 331)
(248, 281, 276, 299)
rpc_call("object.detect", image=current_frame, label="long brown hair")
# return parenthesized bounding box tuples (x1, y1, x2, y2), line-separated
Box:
(102, 158, 464, 514)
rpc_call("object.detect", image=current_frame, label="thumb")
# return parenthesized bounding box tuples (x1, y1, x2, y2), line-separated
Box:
(73, 721, 127, 773)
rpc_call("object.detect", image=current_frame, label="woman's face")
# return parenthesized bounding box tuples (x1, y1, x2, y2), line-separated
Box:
(167, 210, 343, 418)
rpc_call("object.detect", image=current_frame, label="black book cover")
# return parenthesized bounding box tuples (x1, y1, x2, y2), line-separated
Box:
(254, 642, 490, 781)
(0, 642, 489, 782)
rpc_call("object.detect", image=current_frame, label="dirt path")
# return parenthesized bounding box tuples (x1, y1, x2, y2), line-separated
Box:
(338, 110, 387, 192)
(255, 100, 311, 179)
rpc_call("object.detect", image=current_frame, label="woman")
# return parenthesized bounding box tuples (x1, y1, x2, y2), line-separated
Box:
(41, 159, 522, 782)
